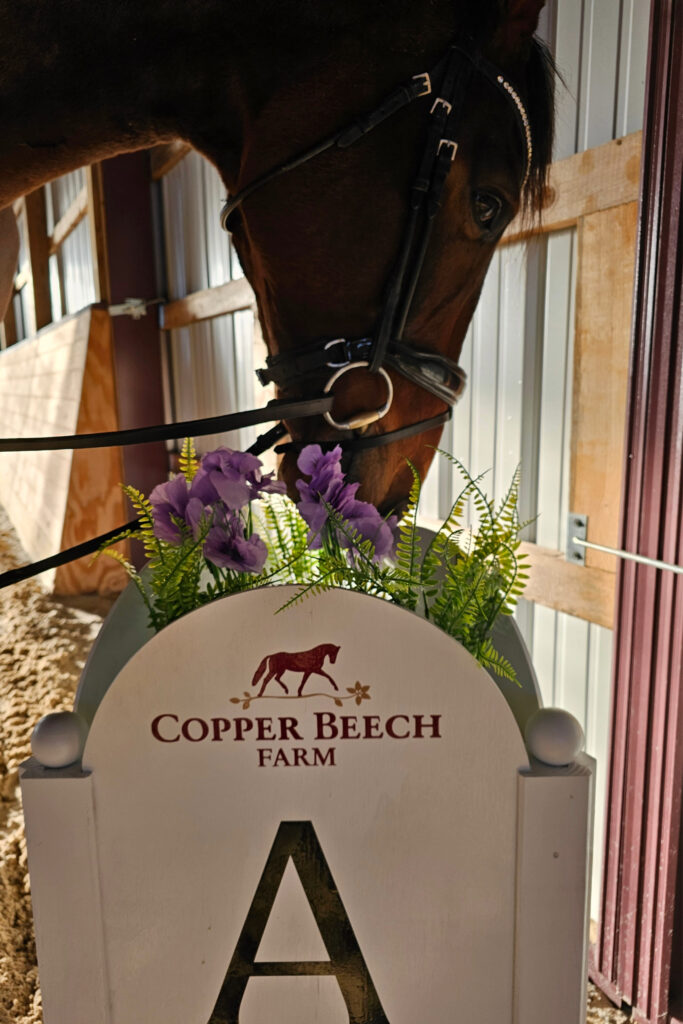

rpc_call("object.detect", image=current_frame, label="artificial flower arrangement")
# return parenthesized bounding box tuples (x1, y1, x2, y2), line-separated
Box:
(101, 439, 528, 683)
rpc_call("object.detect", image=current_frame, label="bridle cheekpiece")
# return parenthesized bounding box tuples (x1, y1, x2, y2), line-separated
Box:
(221, 38, 534, 454)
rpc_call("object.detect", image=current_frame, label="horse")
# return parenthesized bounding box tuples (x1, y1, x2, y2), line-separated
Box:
(251, 643, 341, 697)
(0, 0, 555, 516)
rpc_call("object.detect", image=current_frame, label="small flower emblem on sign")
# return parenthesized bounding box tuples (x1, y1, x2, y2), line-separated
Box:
(348, 682, 371, 706)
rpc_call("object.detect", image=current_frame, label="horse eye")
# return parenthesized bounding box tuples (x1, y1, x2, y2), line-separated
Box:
(472, 190, 504, 231)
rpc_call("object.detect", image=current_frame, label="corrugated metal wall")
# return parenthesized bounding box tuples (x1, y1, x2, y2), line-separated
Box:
(45, 170, 97, 319)
(7, 170, 96, 343)
(158, 0, 649, 919)
(161, 155, 261, 455)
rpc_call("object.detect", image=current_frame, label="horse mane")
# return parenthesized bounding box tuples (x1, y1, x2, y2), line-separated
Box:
(521, 38, 557, 216)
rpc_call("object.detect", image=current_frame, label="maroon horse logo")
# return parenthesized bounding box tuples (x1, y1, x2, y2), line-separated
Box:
(251, 644, 341, 697)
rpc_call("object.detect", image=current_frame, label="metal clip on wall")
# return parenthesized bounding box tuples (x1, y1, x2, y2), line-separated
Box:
(566, 513, 683, 575)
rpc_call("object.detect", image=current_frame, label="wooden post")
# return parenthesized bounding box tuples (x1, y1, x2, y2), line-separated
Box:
(570, 202, 638, 571)
(23, 188, 52, 331)
(590, 3, 683, 1021)
(0, 293, 17, 349)
(85, 164, 110, 304)
(97, 152, 167, 503)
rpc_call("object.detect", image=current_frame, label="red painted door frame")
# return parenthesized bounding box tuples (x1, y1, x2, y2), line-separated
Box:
(590, 2, 683, 1021)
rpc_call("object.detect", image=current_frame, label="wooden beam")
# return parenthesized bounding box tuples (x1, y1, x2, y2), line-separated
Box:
(160, 277, 255, 330)
(417, 516, 616, 628)
(519, 542, 616, 630)
(24, 188, 52, 330)
(503, 131, 642, 245)
(150, 140, 192, 180)
(48, 186, 88, 254)
(570, 202, 638, 571)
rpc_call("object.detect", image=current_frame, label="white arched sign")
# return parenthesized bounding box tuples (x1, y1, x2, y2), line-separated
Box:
(21, 587, 593, 1024)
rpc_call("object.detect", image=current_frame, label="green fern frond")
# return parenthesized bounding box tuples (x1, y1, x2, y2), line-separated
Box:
(475, 638, 520, 685)
(394, 461, 422, 610)
(179, 437, 199, 481)
(122, 483, 163, 563)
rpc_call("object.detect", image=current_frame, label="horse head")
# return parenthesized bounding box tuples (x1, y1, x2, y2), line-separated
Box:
(0, 0, 554, 517)
(218, 0, 554, 515)
(326, 644, 341, 665)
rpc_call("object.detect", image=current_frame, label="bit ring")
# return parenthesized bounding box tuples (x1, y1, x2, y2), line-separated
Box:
(323, 362, 394, 431)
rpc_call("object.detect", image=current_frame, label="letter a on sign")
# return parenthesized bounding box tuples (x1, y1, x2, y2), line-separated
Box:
(209, 821, 388, 1023)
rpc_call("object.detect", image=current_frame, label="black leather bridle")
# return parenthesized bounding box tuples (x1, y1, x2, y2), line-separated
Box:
(221, 39, 533, 454)
(0, 38, 534, 587)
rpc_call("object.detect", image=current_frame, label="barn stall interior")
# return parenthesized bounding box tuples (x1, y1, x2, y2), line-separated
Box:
(0, 0, 681, 1021)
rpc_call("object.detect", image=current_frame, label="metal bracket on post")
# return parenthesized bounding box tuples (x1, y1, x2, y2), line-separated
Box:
(108, 297, 163, 320)
(566, 514, 683, 575)
(566, 513, 588, 566)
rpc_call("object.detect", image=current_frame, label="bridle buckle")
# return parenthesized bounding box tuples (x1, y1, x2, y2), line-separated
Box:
(438, 138, 458, 161)
(412, 72, 432, 97)
(430, 97, 452, 116)
(324, 338, 353, 368)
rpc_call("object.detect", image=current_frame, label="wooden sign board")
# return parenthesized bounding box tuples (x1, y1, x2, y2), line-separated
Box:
(20, 587, 592, 1024)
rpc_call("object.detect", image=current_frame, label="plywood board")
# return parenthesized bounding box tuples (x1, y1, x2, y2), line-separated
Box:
(0, 308, 127, 594)
(0, 310, 90, 581)
(56, 309, 127, 594)
(570, 202, 638, 571)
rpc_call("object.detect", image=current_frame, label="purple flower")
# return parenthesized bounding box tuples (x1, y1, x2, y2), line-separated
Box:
(295, 444, 398, 560)
(149, 474, 191, 543)
(191, 447, 285, 511)
(343, 506, 398, 560)
(203, 511, 268, 573)
(184, 496, 209, 539)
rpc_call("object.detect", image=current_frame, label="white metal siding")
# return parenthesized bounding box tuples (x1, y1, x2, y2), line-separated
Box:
(45, 170, 97, 318)
(160, 152, 259, 454)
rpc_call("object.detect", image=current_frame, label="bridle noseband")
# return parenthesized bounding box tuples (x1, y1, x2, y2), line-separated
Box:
(221, 39, 533, 455)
